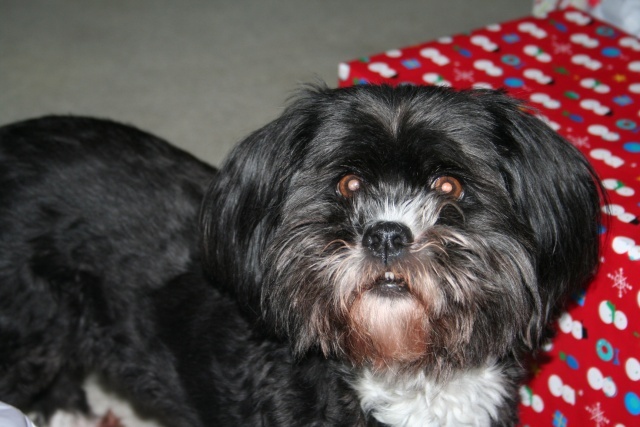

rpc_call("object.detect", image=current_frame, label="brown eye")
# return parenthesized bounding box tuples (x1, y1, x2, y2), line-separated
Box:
(337, 174, 363, 198)
(432, 176, 463, 199)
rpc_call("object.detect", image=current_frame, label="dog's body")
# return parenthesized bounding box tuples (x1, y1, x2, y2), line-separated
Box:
(0, 117, 215, 426)
(0, 85, 601, 426)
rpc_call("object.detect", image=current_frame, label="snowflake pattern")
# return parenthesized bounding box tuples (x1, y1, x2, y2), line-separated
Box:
(607, 268, 632, 298)
(567, 134, 590, 149)
(453, 68, 475, 82)
(585, 402, 610, 427)
(552, 41, 573, 55)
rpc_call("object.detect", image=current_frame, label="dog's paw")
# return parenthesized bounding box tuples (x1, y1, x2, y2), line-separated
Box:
(98, 411, 124, 427)
(48, 410, 124, 427)
(48, 411, 98, 427)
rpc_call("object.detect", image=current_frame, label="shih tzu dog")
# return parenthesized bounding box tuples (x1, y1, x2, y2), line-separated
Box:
(0, 84, 601, 426)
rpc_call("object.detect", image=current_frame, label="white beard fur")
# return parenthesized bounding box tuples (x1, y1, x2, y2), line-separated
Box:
(353, 361, 509, 426)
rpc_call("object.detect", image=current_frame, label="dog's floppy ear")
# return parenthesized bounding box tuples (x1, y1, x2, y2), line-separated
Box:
(200, 89, 323, 313)
(480, 91, 602, 344)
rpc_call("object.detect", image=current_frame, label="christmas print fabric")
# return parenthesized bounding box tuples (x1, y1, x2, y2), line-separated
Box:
(339, 7, 639, 426)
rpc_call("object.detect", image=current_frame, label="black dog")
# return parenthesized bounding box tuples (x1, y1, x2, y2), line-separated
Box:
(0, 85, 601, 426)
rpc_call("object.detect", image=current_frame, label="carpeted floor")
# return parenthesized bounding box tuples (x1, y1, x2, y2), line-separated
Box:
(1, 0, 531, 166)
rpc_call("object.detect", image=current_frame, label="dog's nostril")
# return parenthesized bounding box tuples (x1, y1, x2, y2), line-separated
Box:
(363, 221, 413, 264)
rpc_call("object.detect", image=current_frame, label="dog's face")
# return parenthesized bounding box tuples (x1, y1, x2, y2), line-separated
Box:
(202, 85, 600, 375)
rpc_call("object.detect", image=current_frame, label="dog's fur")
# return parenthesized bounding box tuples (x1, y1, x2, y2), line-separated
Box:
(0, 85, 601, 426)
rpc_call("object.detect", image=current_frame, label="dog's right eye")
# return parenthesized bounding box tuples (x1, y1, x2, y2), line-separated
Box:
(337, 174, 363, 198)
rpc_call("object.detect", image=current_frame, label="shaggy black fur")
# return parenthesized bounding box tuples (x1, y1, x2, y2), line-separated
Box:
(0, 85, 601, 426)
(0, 117, 215, 425)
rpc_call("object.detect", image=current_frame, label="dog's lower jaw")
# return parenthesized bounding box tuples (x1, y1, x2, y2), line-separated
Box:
(346, 291, 429, 369)
(353, 360, 512, 427)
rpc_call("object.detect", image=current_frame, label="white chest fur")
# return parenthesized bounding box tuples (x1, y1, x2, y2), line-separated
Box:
(353, 362, 509, 427)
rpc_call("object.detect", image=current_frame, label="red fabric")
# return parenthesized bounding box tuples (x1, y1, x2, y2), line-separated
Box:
(339, 8, 639, 426)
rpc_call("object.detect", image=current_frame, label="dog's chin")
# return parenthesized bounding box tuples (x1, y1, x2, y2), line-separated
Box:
(329, 255, 445, 371)
(346, 275, 430, 370)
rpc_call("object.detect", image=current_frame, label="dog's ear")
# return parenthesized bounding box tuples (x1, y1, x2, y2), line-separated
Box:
(480, 91, 602, 345)
(200, 88, 324, 313)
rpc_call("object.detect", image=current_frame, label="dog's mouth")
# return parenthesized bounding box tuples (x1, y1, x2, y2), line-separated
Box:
(368, 271, 409, 297)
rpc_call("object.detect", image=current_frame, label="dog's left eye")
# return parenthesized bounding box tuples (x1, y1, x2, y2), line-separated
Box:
(337, 174, 363, 198)
(431, 176, 464, 200)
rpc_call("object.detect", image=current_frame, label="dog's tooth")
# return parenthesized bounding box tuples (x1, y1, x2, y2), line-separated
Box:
(385, 272, 395, 281)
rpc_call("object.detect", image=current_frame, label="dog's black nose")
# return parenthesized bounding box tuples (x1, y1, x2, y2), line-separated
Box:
(363, 221, 413, 264)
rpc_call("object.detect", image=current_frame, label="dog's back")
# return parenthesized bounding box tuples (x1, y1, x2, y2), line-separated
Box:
(0, 116, 215, 423)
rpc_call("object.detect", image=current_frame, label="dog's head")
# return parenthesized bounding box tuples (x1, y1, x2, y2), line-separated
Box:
(201, 84, 601, 373)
